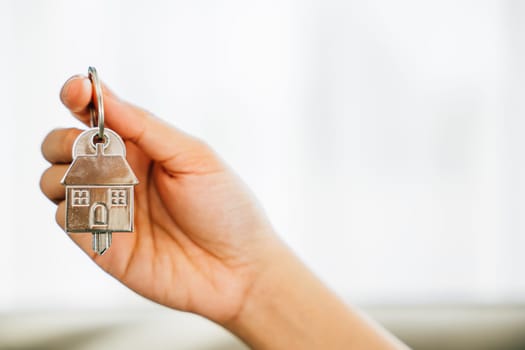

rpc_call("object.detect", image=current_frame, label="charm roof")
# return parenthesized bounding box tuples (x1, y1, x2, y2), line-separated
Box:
(61, 145, 139, 186)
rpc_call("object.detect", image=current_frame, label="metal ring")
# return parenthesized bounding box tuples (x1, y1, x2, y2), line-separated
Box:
(88, 66, 105, 139)
(90, 131, 110, 150)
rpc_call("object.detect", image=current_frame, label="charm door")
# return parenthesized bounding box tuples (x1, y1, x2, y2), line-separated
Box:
(90, 202, 108, 230)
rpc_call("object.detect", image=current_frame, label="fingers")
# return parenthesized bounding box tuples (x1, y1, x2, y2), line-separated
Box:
(60, 75, 221, 174)
(42, 128, 82, 164)
(55, 200, 65, 228)
(40, 164, 68, 203)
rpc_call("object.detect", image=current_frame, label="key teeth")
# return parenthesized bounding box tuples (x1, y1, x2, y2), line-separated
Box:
(92, 232, 112, 255)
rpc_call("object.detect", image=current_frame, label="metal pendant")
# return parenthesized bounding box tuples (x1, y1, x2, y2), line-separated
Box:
(61, 67, 139, 255)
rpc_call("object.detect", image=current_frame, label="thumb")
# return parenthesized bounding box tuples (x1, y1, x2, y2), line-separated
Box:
(60, 75, 219, 174)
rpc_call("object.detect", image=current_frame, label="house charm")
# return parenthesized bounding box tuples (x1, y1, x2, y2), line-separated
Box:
(61, 127, 139, 255)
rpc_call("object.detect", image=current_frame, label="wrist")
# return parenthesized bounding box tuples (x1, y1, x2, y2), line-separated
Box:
(223, 241, 301, 347)
(222, 240, 406, 350)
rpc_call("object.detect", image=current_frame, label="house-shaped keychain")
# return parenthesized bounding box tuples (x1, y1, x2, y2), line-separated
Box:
(61, 128, 139, 254)
(60, 67, 139, 255)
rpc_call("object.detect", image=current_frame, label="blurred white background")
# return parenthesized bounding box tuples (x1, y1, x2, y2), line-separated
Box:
(1, 0, 525, 312)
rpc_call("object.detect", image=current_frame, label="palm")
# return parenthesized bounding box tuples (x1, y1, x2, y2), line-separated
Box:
(91, 142, 262, 322)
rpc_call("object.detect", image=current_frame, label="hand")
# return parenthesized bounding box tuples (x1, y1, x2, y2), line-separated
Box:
(40, 75, 407, 349)
(40, 75, 279, 324)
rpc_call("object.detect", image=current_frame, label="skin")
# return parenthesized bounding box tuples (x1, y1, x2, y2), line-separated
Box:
(40, 75, 408, 349)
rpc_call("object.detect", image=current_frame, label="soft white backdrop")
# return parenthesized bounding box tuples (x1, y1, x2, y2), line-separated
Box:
(1, 0, 524, 311)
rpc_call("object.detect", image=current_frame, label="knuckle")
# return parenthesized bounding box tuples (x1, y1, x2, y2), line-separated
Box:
(192, 137, 212, 154)
(187, 138, 223, 171)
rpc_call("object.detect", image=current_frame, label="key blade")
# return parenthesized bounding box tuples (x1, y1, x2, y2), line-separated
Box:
(92, 232, 112, 255)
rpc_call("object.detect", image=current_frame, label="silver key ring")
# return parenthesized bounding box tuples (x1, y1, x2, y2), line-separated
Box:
(88, 66, 105, 139)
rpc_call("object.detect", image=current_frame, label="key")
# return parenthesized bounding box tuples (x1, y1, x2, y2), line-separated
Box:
(60, 67, 138, 255)
(61, 128, 138, 254)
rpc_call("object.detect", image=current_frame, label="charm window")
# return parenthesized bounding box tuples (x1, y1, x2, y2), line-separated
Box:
(110, 189, 127, 206)
(72, 189, 90, 206)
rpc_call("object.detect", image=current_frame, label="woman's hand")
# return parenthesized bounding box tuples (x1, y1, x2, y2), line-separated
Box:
(40, 75, 407, 349)
(40, 75, 278, 324)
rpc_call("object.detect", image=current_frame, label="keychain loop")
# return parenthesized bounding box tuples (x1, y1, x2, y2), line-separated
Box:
(88, 66, 105, 139)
